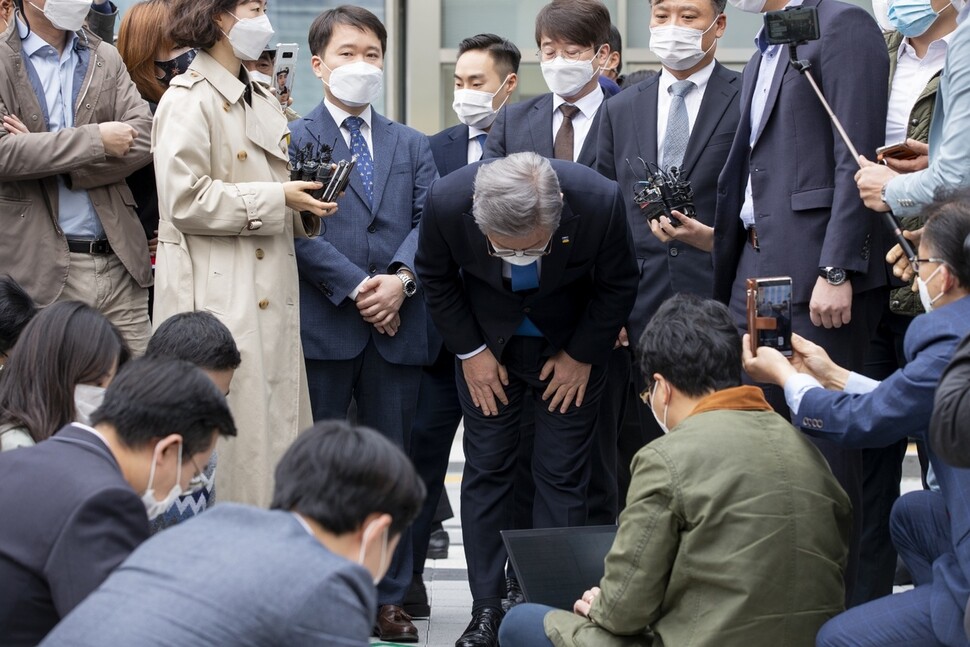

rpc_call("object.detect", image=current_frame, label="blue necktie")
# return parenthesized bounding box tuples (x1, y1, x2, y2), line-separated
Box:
(510, 262, 543, 337)
(475, 133, 487, 160)
(343, 116, 374, 206)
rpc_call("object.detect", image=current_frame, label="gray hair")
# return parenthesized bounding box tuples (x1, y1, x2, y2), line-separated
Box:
(472, 153, 563, 238)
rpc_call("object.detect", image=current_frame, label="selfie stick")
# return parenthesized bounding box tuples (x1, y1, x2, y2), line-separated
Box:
(787, 44, 918, 262)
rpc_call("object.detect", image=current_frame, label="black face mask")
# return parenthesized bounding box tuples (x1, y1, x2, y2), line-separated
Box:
(155, 49, 197, 87)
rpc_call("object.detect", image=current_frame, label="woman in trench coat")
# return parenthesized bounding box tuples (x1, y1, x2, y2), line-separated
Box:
(152, 0, 333, 506)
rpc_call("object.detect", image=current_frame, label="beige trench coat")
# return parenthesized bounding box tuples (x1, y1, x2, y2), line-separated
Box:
(152, 51, 317, 507)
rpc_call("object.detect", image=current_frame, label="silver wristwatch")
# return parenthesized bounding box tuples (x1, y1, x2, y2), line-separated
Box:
(396, 271, 417, 298)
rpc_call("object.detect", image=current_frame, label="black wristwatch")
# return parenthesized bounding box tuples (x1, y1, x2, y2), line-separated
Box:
(819, 267, 848, 286)
(396, 271, 417, 298)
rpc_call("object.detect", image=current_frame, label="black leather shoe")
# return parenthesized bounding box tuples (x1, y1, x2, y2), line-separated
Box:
(428, 525, 450, 560)
(501, 577, 525, 612)
(374, 604, 419, 643)
(403, 573, 431, 618)
(455, 607, 503, 647)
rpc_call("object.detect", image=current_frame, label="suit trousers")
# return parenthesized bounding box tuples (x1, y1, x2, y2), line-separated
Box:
(730, 241, 884, 607)
(409, 348, 463, 576)
(457, 337, 607, 605)
(585, 348, 630, 524)
(305, 342, 422, 605)
(616, 348, 665, 509)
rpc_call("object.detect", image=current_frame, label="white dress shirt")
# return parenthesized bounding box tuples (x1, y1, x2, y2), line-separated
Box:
(467, 126, 488, 165)
(656, 60, 716, 162)
(551, 85, 605, 160)
(885, 35, 950, 145)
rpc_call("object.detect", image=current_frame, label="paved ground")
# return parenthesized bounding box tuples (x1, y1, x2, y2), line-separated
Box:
(373, 433, 925, 646)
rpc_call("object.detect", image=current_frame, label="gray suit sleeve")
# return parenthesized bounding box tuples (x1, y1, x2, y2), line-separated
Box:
(285, 563, 375, 646)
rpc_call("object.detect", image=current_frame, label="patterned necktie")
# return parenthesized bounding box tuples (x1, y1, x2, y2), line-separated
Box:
(510, 261, 540, 292)
(343, 116, 374, 206)
(661, 80, 695, 171)
(475, 133, 487, 160)
(553, 104, 580, 161)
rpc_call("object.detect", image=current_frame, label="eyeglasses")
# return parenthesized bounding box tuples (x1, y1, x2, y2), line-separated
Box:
(536, 45, 595, 63)
(184, 455, 213, 495)
(486, 236, 553, 258)
(911, 257, 945, 274)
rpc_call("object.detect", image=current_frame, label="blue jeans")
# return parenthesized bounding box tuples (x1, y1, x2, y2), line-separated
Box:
(499, 603, 557, 647)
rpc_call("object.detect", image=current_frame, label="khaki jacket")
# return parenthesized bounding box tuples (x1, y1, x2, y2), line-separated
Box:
(545, 387, 852, 647)
(0, 17, 153, 306)
(152, 51, 318, 507)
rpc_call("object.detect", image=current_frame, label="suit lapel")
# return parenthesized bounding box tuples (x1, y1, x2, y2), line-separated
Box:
(576, 104, 602, 167)
(635, 77, 660, 168)
(445, 125, 470, 174)
(305, 105, 370, 207)
(752, 50, 789, 146)
(528, 94, 555, 158)
(681, 63, 737, 176)
(370, 112, 398, 215)
(537, 201, 580, 295)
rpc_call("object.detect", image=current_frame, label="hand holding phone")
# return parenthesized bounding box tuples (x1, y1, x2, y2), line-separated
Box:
(876, 141, 920, 163)
(746, 277, 793, 357)
(273, 43, 298, 106)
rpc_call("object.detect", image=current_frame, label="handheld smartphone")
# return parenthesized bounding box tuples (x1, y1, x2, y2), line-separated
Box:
(321, 158, 356, 203)
(746, 276, 793, 357)
(273, 43, 298, 103)
(876, 141, 921, 162)
(764, 6, 820, 46)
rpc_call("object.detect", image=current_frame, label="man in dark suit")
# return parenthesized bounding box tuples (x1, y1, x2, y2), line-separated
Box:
(0, 358, 235, 646)
(596, 0, 741, 510)
(743, 195, 970, 645)
(406, 33, 521, 618)
(482, 0, 613, 167)
(713, 0, 889, 603)
(289, 8, 437, 640)
(415, 152, 638, 646)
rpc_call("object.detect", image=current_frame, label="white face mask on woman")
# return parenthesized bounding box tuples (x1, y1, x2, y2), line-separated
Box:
(649, 19, 719, 71)
(73, 384, 105, 426)
(323, 61, 384, 108)
(223, 13, 275, 62)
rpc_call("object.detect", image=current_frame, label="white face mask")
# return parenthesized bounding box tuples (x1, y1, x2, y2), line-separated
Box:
(357, 519, 390, 585)
(728, 0, 768, 13)
(323, 61, 384, 108)
(649, 19, 719, 71)
(650, 381, 670, 434)
(540, 54, 600, 98)
(249, 70, 273, 86)
(452, 75, 512, 130)
(142, 441, 183, 521)
(74, 384, 105, 426)
(31, 0, 90, 32)
(916, 264, 944, 312)
(223, 13, 275, 62)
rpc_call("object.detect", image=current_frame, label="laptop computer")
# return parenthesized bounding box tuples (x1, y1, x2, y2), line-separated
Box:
(501, 525, 617, 611)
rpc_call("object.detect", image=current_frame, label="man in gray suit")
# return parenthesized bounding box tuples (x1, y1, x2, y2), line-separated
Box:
(39, 421, 426, 647)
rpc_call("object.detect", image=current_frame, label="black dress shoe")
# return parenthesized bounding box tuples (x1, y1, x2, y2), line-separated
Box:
(403, 573, 431, 618)
(374, 604, 419, 643)
(501, 577, 525, 612)
(455, 607, 503, 647)
(428, 525, 450, 560)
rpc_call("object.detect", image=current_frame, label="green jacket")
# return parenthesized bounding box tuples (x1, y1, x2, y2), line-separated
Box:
(544, 387, 852, 647)
(886, 30, 942, 316)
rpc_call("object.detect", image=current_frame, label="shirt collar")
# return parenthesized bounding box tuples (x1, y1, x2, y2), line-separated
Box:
(325, 97, 373, 131)
(71, 422, 111, 449)
(552, 83, 605, 119)
(468, 125, 488, 139)
(658, 59, 716, 95)
(18, 16, 78, 59)
(897, 30, 954, 61)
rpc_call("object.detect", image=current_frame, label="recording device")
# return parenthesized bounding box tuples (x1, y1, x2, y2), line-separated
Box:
(762, 6, 918, 263)
(876, 141, 921, 162)
(746, 276, 793, 357)
(627, 158, 696, 228)
(273, 43, 298, 103)
(290, 141, 356, 211)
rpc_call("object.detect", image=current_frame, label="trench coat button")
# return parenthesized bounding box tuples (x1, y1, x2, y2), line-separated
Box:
(368, 263, 378, 274)
(367, 224, 377, 233)
(258, 299, 269, 309)
(255, 248, 264, 259)
(237, 150, 248, 161)
(669, 247, 679, 257)
(223, 101, 231, 112)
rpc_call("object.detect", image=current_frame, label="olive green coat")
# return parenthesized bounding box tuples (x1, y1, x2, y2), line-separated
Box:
(544, 387, 852, 647)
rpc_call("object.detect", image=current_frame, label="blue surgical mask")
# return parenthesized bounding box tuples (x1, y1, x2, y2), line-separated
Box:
(888, 0, 947, 37)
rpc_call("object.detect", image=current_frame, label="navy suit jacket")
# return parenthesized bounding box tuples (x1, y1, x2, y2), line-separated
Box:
(290, 103, 438, 366)
(429, 123, 471, 178)
(0, 424, 149, 646)
(797, 295, 970, 639)
(713, 0, 890, 306)
(482, 92, 602, 167)
(597, 62, 741, 343)
(415, 159, 638, 366)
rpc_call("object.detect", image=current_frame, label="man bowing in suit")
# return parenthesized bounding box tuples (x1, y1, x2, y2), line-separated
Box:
(596, 0, 741, 508)
(416, 153, 638, 646)
(288, 5, 438, 643)
(482, 0, 612, 167)
(712, 0, 889, 603)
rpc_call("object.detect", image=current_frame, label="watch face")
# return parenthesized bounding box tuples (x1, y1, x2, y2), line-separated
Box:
(828, 268, 846, 284)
